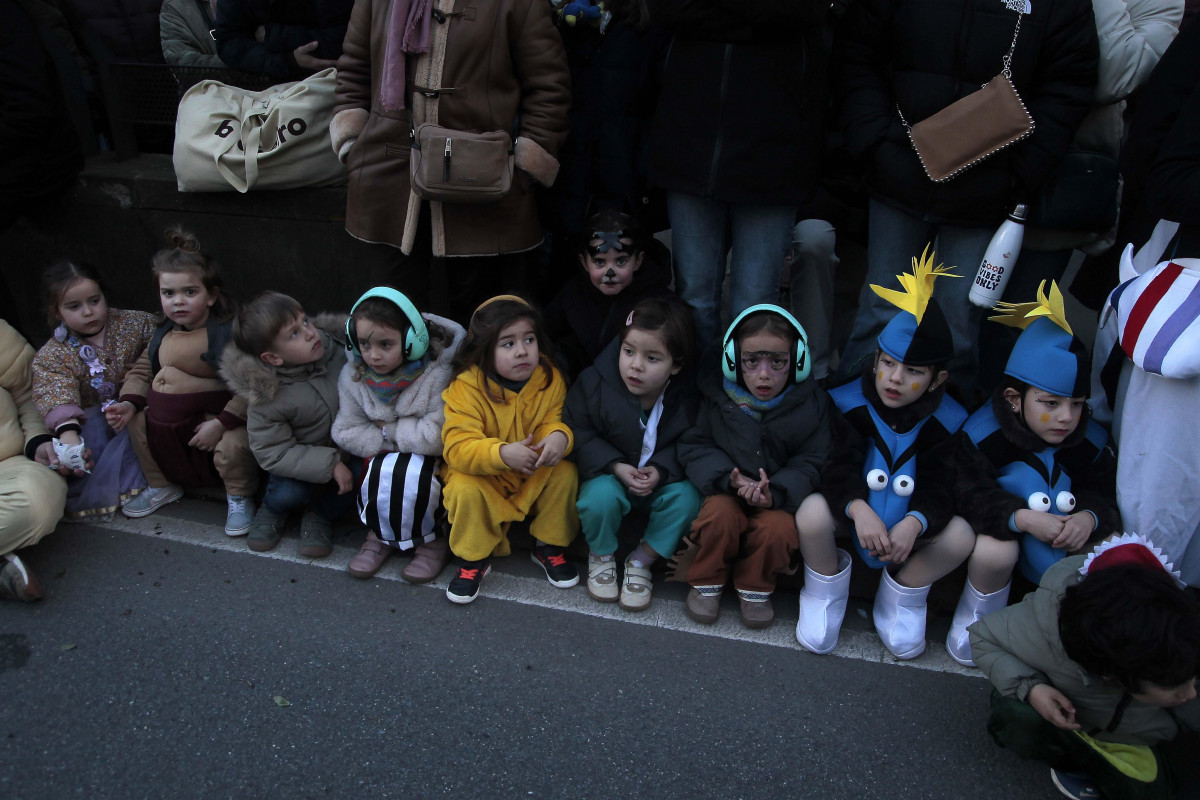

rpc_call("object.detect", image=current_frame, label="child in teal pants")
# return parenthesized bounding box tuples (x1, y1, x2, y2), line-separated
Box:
(564, 298, 701, 611)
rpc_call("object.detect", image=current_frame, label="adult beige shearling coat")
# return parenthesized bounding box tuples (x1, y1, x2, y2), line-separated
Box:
(330, 0, 570, 257)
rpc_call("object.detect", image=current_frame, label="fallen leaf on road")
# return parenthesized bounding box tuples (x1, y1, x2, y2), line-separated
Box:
(274, 696, 290, 707)
(60, 644, 76, 651)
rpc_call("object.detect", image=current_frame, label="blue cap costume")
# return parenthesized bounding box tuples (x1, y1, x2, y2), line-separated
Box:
(873, 245, 958, 367)
(992, 281, 1090, 398)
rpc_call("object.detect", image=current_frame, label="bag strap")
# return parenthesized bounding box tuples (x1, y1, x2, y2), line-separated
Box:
(897, 10, 1023, 130)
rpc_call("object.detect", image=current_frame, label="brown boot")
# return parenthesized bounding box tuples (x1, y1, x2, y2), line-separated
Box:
(738, 590, 774, 629)
(685, 587, 722, 624)
(348, 531, 391, 579)
(402, 536, 450, 584)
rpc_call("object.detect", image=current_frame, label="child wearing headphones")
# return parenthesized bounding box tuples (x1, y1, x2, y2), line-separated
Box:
(222, 292, 353, 558)
(675, 304, 830, 629)
(795, 247, 975, 660)
(331, 288, 466, 582)
(440, 295, 580, 604)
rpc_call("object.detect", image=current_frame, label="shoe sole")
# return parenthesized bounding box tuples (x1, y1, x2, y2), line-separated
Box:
(299, 545, 332, 558)
(445, 565, 491, 605)
(401, 567, 441, 585)
(530, 552, 579, 589)
(121, 489, 184, 519)
(944, 641, 976, 667)
(587, 586, 619, 603)
(247, 536, 280, 553)
(224, 526, 251, 537)
(741, 616, 774, 630)
(619, 598, 651, 612)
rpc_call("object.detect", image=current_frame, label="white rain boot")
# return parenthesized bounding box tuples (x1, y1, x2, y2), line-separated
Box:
(796, 549, 852, 654)
(872, 569, 930, 659)
(945, 580, 1011, 667)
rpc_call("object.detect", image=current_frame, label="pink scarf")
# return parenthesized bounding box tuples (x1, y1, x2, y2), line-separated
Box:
(380, 0, 434, 112)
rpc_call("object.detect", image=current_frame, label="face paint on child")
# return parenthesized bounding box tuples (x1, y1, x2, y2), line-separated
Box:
(581, 230, 644, 297)
(873, 352, 943, 409)
(1009, 388, 1086, 445)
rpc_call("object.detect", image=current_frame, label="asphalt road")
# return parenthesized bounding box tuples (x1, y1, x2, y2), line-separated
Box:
(0, 498, 1094, 799)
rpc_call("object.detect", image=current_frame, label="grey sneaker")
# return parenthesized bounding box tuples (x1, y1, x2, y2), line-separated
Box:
(224, 494, 255, 537)
(247, 507, 285, 552)
(121, 485, 184, 518)
(298, 513, 333, 558)
(1, 553, 43, 602)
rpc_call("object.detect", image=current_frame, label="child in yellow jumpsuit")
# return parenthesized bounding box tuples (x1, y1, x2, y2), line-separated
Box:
(441, 295, 580, 604)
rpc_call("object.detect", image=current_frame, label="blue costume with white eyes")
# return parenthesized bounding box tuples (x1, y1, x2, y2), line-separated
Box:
(963, 405, 1110, 584)
(831, 381, 967, 568)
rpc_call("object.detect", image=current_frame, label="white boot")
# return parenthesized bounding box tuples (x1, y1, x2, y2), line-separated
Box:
(796, 549, 852, 654)
(872, 569, 930, 659)
(945, 580, 1011, 667)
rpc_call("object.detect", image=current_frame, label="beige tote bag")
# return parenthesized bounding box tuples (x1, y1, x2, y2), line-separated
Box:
(173, 67, 347, 192)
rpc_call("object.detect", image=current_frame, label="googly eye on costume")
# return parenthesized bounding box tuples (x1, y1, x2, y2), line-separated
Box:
(1056, 491, 1077, 513)
(866, 469, 888, 491)
(892, 475, 915, 497)
(1028, 492, 1052, 512)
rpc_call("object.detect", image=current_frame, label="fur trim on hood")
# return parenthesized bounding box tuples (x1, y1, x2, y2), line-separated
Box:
(221, 312, 348, 406)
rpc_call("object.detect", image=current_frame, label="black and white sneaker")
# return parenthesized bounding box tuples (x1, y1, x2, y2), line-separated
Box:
(446, 559, 491, 605)
(531, 544, 579, 588)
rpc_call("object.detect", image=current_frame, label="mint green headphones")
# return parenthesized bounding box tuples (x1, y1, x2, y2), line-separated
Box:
(721, 303, 810, 384)
(347, 287, 430, 362)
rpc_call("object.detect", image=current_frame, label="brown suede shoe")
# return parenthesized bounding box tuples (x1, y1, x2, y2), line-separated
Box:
(402, 537, 450, 584)
(348, 531, 391, 579)
(738, 594, 774, 629)
(685, 587, 721, 624)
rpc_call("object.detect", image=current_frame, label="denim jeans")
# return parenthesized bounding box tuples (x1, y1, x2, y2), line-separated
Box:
(787, 219, 839, 381)
(262, 467, 358, 521)
(667, 191, 795, 350)
(836, 200, 993, 391)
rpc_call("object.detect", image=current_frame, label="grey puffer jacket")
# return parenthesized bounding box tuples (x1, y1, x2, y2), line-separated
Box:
(970, 556, 1200, 745)
(221, 314, 348, 484)
(331, 313, 464, 459)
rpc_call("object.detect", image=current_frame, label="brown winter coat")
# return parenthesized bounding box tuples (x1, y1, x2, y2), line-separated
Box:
(330, 0, 570, 257)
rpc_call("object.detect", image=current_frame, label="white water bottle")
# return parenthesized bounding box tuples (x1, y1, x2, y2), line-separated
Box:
(969, 203, 1026, 308)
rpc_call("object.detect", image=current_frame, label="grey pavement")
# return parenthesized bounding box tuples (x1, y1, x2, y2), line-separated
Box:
(4, 496, 1067, 800)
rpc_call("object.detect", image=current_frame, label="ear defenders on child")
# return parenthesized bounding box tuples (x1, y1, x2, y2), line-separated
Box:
(721, 304, 810, 384)
(347, 287, 430, 362)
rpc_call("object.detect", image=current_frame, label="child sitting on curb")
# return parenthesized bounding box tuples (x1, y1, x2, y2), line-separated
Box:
(222, 292, 353, 558)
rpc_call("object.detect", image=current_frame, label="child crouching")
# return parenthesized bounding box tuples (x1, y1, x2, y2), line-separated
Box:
(675, 304, 830, 629)
(972, 535, 1199, 800)
(440, 295, 580, 605)
(222, 292, 353, 557)
(331, 288, 465, 582)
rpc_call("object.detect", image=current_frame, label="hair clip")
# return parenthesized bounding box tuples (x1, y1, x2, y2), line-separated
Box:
(625, 310, 635, 326)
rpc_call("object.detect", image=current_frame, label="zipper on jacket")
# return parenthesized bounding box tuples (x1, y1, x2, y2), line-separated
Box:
(444, 138, 452, 183)
(706, 44, 733, 197)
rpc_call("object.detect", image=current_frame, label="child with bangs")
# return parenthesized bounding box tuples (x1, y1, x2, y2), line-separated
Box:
(795, 247, 976, 660)
(33, 260, 155, 521)
(564, 296, 701, 610)
(675, 303, 830, 629)
(440, 295, 580, 604)
(332, 288, 465, 582)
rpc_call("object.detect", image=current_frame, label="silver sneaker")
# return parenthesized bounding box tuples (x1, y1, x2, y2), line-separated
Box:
(121, 485, 184, 518)
(225, 494, 256, 537)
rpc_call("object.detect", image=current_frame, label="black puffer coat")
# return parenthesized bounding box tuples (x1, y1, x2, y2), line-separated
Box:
(836, 0, 1099, 226)
(64, 0, 166, 63)
(215, 0, 352, 76)
(564, 337, 698, 484)
(646, 0, 829, 205)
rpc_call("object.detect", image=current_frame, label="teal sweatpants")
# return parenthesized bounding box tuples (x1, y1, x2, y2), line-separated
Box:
(577, 475, 701, 557)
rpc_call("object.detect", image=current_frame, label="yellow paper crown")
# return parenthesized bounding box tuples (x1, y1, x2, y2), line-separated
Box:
(989, 280, 1073, 335)
(869, 244, 959, 324)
